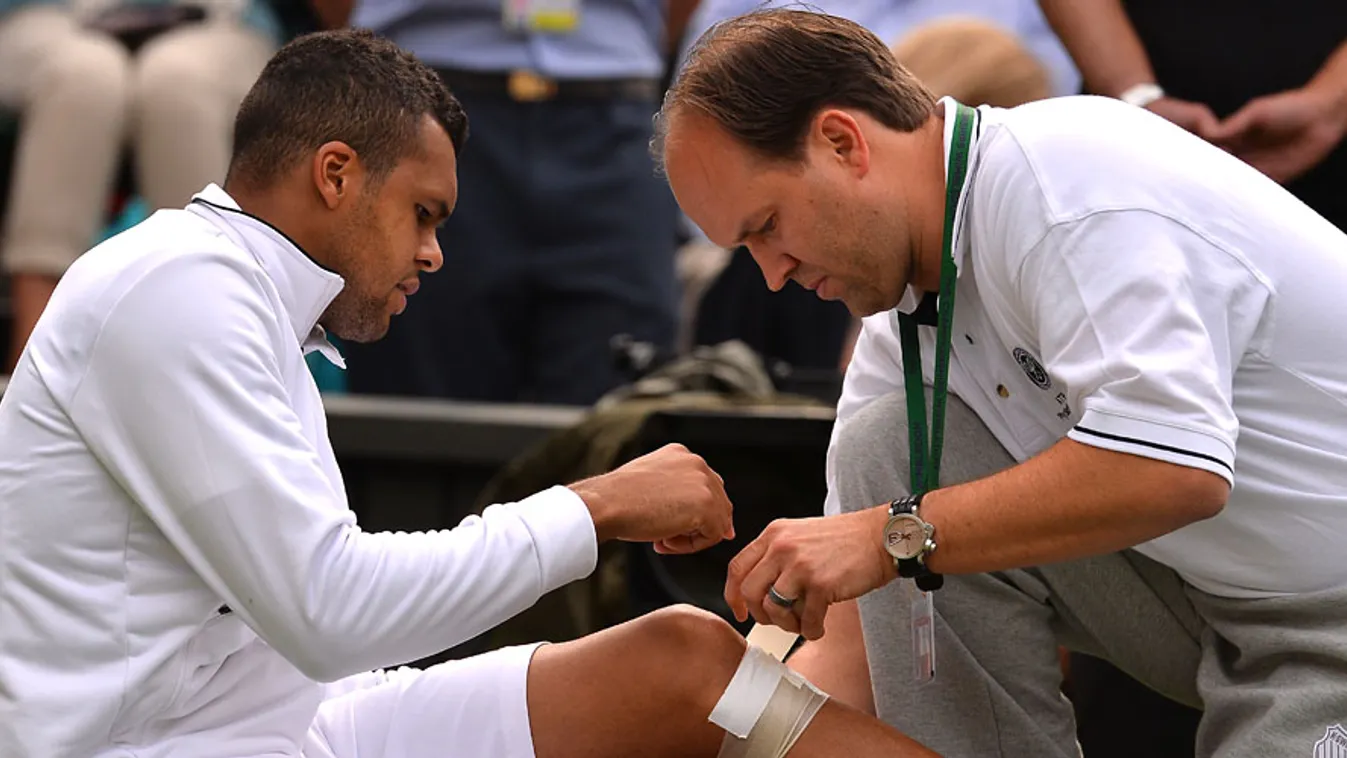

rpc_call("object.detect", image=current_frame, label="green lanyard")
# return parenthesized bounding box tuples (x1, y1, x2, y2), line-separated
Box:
(898, 102, 976, 497)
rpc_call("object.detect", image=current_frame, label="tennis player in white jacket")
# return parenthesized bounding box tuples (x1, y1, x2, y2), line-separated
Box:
(0, 27, 936, 758)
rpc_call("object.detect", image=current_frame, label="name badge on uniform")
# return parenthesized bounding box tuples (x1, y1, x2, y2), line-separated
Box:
(911, 585, 936, 682)
(502, 0, 580, 33)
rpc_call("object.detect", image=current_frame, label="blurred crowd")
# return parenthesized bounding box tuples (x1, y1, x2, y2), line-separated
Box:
(1, 0, 1344, 402)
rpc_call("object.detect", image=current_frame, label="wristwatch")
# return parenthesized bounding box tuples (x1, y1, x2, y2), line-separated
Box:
(883, 494, 944, 591)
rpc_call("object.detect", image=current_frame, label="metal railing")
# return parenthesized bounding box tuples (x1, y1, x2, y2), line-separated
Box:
(0, 375, 578, 468)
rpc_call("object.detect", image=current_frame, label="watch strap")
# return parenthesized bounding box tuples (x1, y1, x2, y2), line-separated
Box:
(889, 493, 922, 517)
(916, 573, 944, 592)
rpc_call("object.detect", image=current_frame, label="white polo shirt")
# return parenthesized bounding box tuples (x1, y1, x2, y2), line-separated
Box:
(826, 96, 1347, 599)
(0, 185, 598, 756)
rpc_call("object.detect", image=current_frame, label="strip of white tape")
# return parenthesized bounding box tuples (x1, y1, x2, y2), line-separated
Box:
(708, 645, 785, 739)
(745, 624, 800, 662)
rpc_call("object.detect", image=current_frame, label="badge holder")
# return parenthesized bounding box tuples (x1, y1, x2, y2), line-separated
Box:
(910, 584, 936, 682)
(502, 0, 580, 33)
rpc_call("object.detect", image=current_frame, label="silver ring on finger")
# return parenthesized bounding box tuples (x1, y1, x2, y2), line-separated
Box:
(767, 586, 798, 609)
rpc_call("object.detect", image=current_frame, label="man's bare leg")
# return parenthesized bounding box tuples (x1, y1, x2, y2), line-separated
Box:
(527, 604, 938, 758)
(6, 272, 58, 371)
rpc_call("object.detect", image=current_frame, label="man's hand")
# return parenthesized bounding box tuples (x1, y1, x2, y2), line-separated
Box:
(723, 507, 897, 642)
(1145, 96, 1220, 139)
(1208, 86, 1347, 184)
(568, 444, 734, 554)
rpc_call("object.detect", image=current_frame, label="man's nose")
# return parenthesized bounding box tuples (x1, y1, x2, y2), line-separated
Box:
(746, 244, 793, 292)
(419, 233, 444, 274)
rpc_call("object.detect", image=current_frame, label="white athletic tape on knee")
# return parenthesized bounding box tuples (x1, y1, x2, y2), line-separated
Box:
(716, 675, 828, 758)
(708, 644, 829, 758)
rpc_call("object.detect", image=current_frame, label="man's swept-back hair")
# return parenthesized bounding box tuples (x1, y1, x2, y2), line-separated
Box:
(227, 28, 467, 189)
(654, 7, 936, 168)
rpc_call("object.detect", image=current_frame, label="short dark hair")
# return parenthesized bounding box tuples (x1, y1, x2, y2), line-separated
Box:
(654, 8, 936, 167)
(227, 28, 468, 189)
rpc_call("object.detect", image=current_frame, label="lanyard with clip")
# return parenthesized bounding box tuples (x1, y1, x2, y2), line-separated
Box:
(896, 101, 975, 683)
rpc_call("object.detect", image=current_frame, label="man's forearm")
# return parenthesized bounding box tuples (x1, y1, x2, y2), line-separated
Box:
(1037, 0, 1155, 97)
(665, 0, 701, 55)
(1308, 39, 1347, 126)
(911, 439, 1229, 575)
(309, 0, 353, 29)
(787, 600, 875, 714)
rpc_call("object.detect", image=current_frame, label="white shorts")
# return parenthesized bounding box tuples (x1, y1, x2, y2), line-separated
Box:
(304, 643, 543, 758)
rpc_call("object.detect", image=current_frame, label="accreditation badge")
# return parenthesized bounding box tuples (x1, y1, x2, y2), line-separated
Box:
(502, 0, 580, 33)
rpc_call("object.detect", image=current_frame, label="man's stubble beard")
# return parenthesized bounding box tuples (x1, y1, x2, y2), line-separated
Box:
(830, 233, 893, 317)
(321, 288, 389, 343)
(852, 221, 910, 317)
(318, 200, 391, 343)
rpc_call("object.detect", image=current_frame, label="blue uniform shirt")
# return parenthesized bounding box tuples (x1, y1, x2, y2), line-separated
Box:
(680, 0, 1080, 97)
(353, 0, 666, 80)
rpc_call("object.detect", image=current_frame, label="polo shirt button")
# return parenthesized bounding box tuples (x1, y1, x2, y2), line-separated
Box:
(997, 384, 1010, 398)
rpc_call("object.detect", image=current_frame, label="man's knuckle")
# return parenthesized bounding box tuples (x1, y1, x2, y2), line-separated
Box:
(727, 555, 748, 576)
(794, 555, 814, 577)
(764, 538, 785, 559)
(688, 511, 706, 532)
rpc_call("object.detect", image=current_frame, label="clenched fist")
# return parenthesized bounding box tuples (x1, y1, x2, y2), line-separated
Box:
(568, 444, 735, 554)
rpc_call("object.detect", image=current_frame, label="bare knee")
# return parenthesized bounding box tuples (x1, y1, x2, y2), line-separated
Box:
(639, 604, 744, 663)
(631, 605, 746, 711)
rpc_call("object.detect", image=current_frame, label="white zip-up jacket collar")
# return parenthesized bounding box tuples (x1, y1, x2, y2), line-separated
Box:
(188, 183, 347, 368)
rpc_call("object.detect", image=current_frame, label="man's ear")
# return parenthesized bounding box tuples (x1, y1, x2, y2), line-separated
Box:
(816, 110, 870, 176)
(312, 141, 361, 210)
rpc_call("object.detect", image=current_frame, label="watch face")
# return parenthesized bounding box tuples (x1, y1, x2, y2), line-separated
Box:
(884, 514, 926, 560)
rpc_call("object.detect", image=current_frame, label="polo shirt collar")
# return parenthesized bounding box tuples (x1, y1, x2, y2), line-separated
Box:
(895, 96, 983, 317)
(187, 184, 347, 368)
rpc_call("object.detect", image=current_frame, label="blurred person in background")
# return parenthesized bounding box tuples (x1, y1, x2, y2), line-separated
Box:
(673, 0, 1079, 381)
(1039, 0, 1347, 231)
(680, 0, 1079, 102)
(0, 0, 344, 372)
(343, 0, 699, 406)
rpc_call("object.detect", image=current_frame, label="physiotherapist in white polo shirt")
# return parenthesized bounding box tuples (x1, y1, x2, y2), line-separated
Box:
(0, 26, 944, 758)
(659, 10, 1347, 758)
